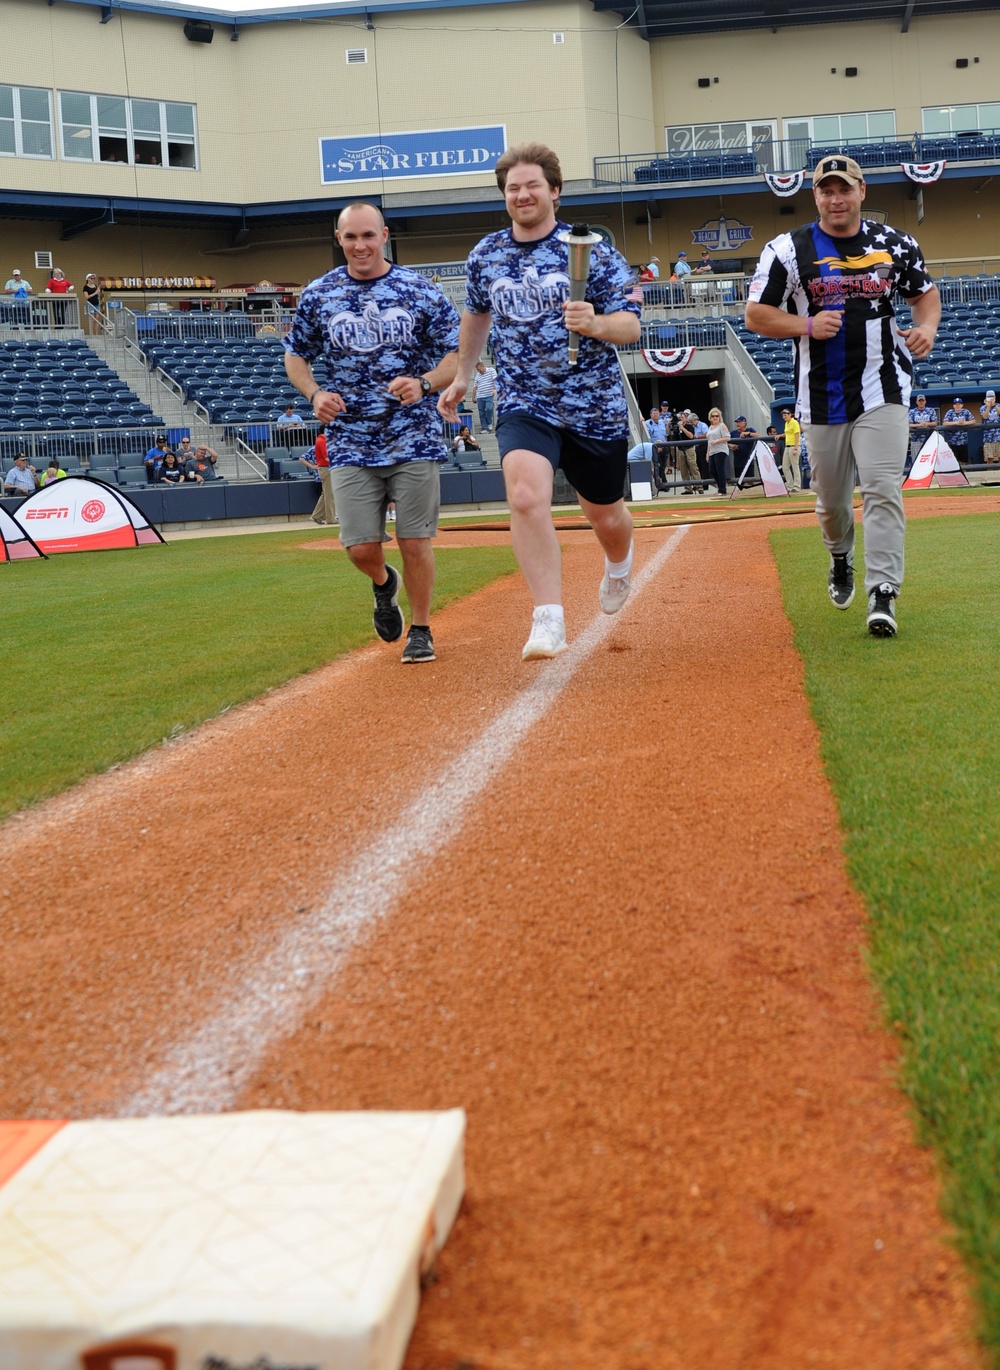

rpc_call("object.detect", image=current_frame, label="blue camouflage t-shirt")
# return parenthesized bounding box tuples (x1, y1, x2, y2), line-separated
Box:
(464, 221, 641, 442)
(284, 264, 460, 468)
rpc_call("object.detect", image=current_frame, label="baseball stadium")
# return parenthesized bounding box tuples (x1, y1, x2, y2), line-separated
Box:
(2, 0, 1000, 1365)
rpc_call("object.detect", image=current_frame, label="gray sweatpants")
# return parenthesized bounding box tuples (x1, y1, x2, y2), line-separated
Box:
(804, 403, 907, 595)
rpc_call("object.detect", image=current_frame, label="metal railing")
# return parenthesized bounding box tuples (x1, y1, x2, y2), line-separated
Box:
(0, 296, 82, 333)
(121, 305, 291, 349)
(0, 425, 168, 467)
(594, 128, 1000, 189)
(623, 318, 729, 352)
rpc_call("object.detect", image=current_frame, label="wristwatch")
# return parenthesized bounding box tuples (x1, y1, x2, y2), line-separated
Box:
(419, 376, 433, 395)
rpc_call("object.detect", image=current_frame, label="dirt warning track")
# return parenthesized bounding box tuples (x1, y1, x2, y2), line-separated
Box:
(0, 514, 983, 1368)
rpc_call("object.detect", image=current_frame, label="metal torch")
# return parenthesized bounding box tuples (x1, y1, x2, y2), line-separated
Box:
(557, 223, 604, 365)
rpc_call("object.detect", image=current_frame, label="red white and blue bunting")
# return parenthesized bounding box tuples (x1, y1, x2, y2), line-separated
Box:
(902, 161, 946, 184)
(764, 171, 805, 197)
(642, 347, 695, 375)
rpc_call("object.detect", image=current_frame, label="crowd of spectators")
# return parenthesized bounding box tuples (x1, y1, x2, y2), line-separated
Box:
(142, 435, 219, 485)
(630, 403, 795, 497)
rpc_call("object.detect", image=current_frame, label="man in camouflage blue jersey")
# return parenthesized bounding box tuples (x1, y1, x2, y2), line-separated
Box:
(438, 142, 641, 661)
(285, 202, 460, 663)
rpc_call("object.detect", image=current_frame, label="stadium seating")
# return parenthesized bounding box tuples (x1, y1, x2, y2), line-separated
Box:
(0, 340, 161, 434)
(140, 336, 323, 424)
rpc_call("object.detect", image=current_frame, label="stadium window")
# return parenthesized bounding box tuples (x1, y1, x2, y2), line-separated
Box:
(922, 102, 1000, 133)
(57, 90, 198, 168)
(664, 121, 779, 170)
(783, 110, 896, 148)
(0, 84, 54, 159)
(665, 120, 777, 154)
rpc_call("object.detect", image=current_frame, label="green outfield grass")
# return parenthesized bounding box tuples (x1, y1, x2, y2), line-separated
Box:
(1, 528, 516, 818)
(772, 512, 1000, 1357)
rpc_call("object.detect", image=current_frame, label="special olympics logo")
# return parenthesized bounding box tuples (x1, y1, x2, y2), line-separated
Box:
(81, 499, 106, 523)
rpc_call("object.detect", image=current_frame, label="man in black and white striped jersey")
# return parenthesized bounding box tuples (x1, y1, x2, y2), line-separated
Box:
(745, 155, 941, 637)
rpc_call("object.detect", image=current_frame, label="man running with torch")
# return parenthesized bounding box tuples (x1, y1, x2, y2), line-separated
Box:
(437, 141, 642, 660)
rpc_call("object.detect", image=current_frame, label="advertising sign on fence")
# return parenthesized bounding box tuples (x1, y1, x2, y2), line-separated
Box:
(12, 477, 164, 555)
(320, 125, 506, 186)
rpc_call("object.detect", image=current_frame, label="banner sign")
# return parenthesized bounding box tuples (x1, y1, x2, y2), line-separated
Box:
(902, 161, 946, 184)
(764, 171, 805, 197)
(320, 125, 506, 186)
(691, 216, 753, 250)
(642, 347, 695, 375)
(12, 477, 165, 555)
(99, 276, 216, 291)
(410, 262, 471, 282)
(732, 439, 788, 498)
(903, 431, 969, 489)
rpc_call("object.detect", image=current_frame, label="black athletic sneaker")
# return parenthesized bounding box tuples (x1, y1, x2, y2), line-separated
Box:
(372, 564, 404, 642)
(401, 625, 435, 663)
(828, 553, 855, 610)
(867, 583, 898, 637)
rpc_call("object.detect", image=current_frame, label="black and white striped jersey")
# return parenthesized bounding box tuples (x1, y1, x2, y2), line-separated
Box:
(747, 220, 935, 425)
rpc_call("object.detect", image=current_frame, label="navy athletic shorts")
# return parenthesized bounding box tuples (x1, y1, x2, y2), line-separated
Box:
(496, 410, 628, 506)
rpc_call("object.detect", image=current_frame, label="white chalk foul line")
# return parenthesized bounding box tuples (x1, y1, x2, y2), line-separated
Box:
(118, 526, 689, 1117)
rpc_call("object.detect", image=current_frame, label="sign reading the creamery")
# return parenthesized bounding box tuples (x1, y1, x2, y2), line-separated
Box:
(99, 275, 216, 290)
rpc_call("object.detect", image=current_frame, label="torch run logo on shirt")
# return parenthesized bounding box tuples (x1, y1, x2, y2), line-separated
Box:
(489, 267, 569, 321)
(328, 301, 415, 352)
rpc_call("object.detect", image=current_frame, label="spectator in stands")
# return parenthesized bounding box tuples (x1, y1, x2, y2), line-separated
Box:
(693, 249, 715, 275)
(729, 415, 758, 475)
(645, 255, 660, 280)
(780, 406, 802, 491)
(183, 453, 206, 484)
(473, 360, 497, 432)
(194, 443, 219, 473)
(3, 269, 32, 296)
(692, 412, 710, 482)
(144, 435, 170, 484)
(907, 393, 937, 469)
(981, 390, 1000, 463)
(646, 406, 669, 485)
(451, 425, 481, 457)
(306, 432, 334, 526)
(82, 273, 101, 334)
(675, 410, 700, 494)
(673, 251, 691, 280)
(706, 407, 731, 495)
(3, 454, 39, 496)
(44, 268, 74, 326)
(157, 451, 184, 484)
(943, 396, 973, 461)
(41, 460, 67, 485)
(276, 402, 304, 429)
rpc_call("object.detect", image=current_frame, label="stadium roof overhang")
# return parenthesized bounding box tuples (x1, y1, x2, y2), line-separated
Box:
(590, 0, 1000, 41)
(54, 0, 1000, 32)
(1, 161, 995, 242)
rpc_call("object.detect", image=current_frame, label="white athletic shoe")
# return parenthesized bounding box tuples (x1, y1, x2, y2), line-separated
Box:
(521, 607, 568, 660)
(599, 568, 632, 614)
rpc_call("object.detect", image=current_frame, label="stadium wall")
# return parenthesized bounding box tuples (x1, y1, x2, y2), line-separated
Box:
(2, 0, 1000, 285)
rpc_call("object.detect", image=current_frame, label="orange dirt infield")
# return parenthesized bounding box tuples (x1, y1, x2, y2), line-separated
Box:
(0, 502, 988, 1368)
